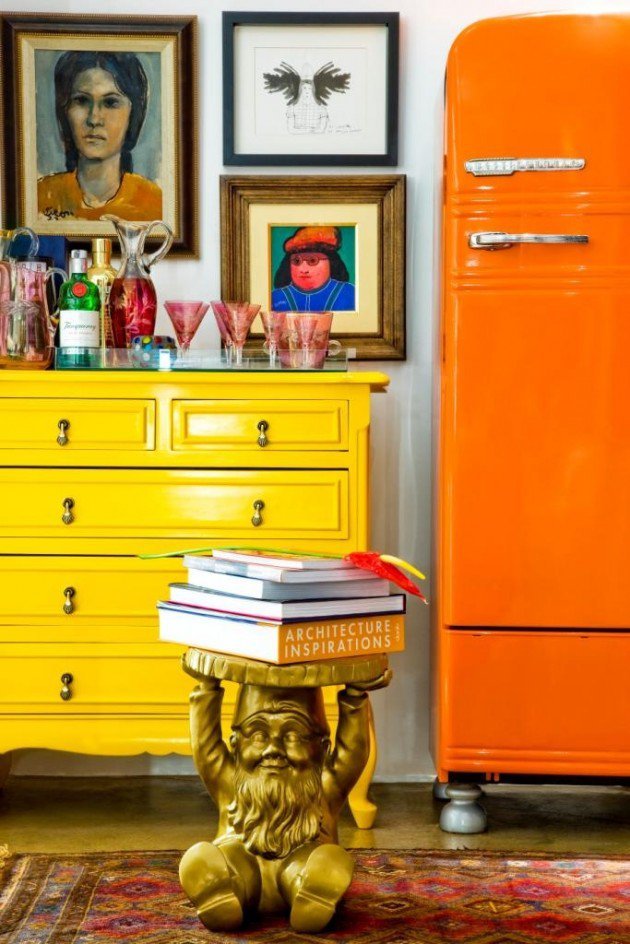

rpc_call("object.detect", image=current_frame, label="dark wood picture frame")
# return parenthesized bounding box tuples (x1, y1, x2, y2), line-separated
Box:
(0, 12, 199, 257)
(223, 12, 399, 166)
(220, 174, 406, 360)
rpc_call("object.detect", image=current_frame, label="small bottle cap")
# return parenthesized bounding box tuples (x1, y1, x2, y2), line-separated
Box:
(92, 238, 111, 254)
(69, 248, 88, 274)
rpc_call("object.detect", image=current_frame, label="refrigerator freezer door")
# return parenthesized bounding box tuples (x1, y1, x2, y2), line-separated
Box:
(442, 630, 630, 776)
(447, 14, 630, 196)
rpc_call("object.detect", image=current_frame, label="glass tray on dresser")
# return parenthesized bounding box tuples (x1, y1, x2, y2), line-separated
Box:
(54, 348, 349, 372)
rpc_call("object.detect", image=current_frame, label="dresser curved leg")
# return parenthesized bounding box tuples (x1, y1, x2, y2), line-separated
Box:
(348, 700, 377, 829)
(0, 752, 12, 789)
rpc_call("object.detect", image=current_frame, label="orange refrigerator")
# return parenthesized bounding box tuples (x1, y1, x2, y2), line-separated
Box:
(435, 13, 630, 809)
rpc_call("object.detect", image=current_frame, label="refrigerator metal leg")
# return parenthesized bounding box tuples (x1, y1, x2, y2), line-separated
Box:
(439, 783, 487, 833)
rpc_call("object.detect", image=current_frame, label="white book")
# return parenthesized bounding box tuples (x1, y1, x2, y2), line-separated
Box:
(169, 583, 405, 621)
(183, 554, 370, 583)
(211, 549, 354, 570)
(186, 566, 390, 601)
(211, 559, 378, 584)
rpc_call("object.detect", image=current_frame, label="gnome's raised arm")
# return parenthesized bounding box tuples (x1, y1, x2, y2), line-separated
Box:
(189, 679, 234, 808)
(325, 669, 392, 810)
(324, 688, 370, 809)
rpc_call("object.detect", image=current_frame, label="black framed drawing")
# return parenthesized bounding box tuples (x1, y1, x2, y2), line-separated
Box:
(223, 12, 399, 167)
(0, 12, 199, 256)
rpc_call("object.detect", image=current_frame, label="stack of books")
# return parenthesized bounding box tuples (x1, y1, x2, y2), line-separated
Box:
(157, 549, 406, 665)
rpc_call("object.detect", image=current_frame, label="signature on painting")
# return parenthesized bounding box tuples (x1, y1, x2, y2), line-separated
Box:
(42, 206, 73, 221)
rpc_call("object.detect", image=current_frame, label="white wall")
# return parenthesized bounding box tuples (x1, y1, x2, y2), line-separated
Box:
(11, 0, 628, 779)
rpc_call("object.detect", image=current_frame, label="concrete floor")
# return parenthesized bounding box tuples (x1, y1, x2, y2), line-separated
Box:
(1, 778, 628, 855)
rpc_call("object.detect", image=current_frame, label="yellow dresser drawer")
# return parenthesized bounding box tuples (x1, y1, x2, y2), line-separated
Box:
(0, 645, 341, 714)
(0, 469, 348, 541)
(172, 399, 349, 451)
(0, 398, 155, 454)
(0, 558, 179, 641)
(0, 644, 191, 712)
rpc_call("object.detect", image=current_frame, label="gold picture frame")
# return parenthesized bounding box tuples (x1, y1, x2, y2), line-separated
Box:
(0, 13, 199, 256)
(220, 175, 406, 360)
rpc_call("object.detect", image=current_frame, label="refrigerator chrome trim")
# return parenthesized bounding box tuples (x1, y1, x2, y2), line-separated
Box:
(465, 158, 586, 176)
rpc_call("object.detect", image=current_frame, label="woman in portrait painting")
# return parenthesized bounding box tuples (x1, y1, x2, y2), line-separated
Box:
(271, 226, 356, 312)
(37, 51, 162, 221)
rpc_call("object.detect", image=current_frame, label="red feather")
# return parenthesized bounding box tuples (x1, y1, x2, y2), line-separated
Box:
(344, 552, 427, 601)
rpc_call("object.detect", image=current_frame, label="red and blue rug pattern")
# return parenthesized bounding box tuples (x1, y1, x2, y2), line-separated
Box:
(1, 849, 628, 943)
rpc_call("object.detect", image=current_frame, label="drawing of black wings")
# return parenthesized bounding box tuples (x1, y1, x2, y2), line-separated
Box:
(262, 62, 301, 104)
(313, 62, 351, 104)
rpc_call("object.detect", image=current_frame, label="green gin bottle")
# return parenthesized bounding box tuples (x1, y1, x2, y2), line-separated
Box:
(58, 249, 101, 366)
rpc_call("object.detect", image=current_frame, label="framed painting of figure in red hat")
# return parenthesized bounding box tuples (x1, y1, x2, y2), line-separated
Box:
(220, 175, 405, 360)
(270, 225, 356, 312)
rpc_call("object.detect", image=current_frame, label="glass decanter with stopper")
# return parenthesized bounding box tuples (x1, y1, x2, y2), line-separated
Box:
(104, 216, 173, 347)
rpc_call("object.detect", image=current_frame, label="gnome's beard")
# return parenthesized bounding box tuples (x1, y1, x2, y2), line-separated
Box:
(228, 763, 323, 859)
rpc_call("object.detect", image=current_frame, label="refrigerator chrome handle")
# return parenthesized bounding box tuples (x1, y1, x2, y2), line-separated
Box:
(469, 232, 589, 251)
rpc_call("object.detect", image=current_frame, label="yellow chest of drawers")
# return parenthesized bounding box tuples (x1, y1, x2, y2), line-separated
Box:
(0, 370, 388, 822)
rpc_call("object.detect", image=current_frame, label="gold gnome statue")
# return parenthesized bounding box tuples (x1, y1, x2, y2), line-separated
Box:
(179, 668, 390, 933)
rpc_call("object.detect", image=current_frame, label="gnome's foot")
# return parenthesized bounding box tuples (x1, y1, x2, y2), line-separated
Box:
(290, 844, 354, 933)
(179, 841, 243, 931)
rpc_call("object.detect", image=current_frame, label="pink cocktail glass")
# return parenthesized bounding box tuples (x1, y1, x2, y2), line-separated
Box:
(279, 311, 341, 368)
(210, 301, 260, 366)
(210, 301, 235, 363)
(164, 300, 209, 352)
(260, 310, 286, 367)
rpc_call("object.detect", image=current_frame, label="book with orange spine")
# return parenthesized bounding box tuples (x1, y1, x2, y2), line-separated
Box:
(157, 601, 405, 665)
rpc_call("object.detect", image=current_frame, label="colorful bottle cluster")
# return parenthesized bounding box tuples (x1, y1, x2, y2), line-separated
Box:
(56, 216, 173, 363)
(57, 243, 116, 366)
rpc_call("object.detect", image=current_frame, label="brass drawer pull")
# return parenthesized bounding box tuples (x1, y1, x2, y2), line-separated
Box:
(57, 419, 70, 446)
(63, 586, 75, 615)
(62, 498, 75, 525)
(60, 673, 73, 701)
(251, 499, 265, 527)
(257, 420, 269, 447)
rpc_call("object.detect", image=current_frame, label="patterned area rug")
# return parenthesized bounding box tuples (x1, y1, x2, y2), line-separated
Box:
(1, 848, 628, 943)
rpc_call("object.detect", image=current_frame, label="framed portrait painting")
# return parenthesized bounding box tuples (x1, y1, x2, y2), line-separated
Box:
(0, 13, 198, 256)
(223, 12, 399, 166)
(220, 175, 406, 360)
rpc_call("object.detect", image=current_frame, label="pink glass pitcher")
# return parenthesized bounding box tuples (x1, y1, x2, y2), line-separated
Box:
(0, 260, 66, 367)
(0, 227, 40, 303)
(15, 260, 66, 311)
(104, 215, 173, 347)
